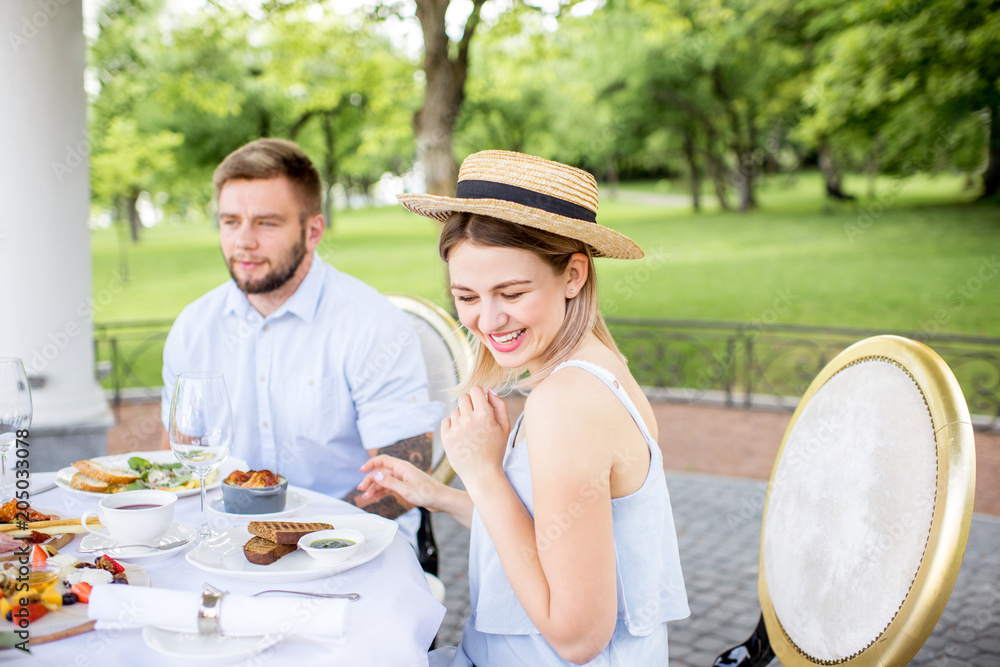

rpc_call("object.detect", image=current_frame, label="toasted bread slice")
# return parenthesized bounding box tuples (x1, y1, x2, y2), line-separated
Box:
(243, 536, 297, 565)
(247, 521, 334, 545)
(73, 460, 141, 485)
(70, 472, 109, 493)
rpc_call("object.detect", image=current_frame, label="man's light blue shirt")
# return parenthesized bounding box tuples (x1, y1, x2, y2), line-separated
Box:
(162, 254, 443, 544)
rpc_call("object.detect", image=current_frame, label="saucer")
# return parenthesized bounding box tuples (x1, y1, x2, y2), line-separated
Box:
(207, 490, 307, 521)
(79, 522, 196, 564)
(143, 626, 283, 664)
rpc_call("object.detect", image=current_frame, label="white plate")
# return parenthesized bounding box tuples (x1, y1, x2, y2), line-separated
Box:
(0, 562, 149, 638)
(185, 513, 397, 582)
(54, 451, 248, 498)
(143, 626, 283, 664)
(79, 522, 196, 564)
(207, 491, 308, 521)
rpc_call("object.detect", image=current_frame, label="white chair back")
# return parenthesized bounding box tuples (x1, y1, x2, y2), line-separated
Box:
(386, 294, 473, 484)
(758, 335, 976, 666)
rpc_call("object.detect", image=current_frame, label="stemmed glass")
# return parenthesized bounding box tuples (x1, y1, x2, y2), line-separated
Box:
(0, 359, 32, 501)
(168, 372, 233, 540)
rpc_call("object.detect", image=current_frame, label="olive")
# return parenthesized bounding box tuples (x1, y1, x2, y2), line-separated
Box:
(62, 593, 78, 605)
(4, 610, 9, 622)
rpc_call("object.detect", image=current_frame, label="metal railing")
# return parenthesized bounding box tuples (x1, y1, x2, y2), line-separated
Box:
(93, 320, 173, 406)
(93, 318, 1000, 430)
(608, 318, 1000, 429)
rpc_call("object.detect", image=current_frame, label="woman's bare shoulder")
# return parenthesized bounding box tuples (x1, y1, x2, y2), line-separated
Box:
(523, 365, 624, 441)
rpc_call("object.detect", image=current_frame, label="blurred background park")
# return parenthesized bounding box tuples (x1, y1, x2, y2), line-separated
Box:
(85, 0, 999, 431)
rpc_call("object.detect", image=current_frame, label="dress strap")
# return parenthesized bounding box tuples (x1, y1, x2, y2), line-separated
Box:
(550, 359, 657, 447)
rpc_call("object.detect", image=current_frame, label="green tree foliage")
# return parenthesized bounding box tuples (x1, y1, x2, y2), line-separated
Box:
(88, 0, 418, 233)
(795, 0, 999, 199)
(87, 0, 996, 226)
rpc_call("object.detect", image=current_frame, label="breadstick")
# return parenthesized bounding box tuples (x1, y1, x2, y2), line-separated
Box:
(0, 517, 100, 533)
(7, 524, 97, 538)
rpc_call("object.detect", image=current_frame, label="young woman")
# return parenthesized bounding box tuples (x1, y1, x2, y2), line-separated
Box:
(359, 150, 689, 666)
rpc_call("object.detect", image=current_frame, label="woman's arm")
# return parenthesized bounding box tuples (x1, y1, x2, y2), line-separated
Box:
(358, 456, 475, 528)
(451, 384, 619, 664)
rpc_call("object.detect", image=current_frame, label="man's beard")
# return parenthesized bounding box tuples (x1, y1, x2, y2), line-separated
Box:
(228, 233, 307, 295)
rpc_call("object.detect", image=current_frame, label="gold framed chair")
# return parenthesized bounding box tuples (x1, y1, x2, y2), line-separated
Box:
(386, 294, 473, 601)
(715, 335, 976, 667)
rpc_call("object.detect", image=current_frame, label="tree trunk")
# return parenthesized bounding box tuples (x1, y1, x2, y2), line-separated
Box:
(605, 156, 619, 200)
(980, 104, 1000, 200)
(705, 153, 731, 211)
(127, 188, 141, 242)
(734, 107, 758, 212)
(321, 112, 336, 229)
(866, 145, 879, 200)
(703, 127, 731, 211)
(818, 141, 856, 201)
(414, 0, 485, 196)
(114, 195, 130, 285)
(682, 130, 701, 212)
(736, 160, 754, 213)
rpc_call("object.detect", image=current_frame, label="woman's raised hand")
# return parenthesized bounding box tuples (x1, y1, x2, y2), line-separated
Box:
(441, 386, 510, 489)
(358, 455, 442, 511)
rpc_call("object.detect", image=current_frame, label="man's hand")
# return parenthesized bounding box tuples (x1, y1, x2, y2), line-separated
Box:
(341, 432, 432, 520)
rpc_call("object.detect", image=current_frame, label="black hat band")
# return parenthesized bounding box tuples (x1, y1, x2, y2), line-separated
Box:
(455, 180, 597, 223)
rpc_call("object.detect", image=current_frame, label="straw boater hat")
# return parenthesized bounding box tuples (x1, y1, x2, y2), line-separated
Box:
(397, 150, 644, 260)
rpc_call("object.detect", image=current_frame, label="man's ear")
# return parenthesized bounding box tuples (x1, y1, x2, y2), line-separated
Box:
(305, 214, 325, 249)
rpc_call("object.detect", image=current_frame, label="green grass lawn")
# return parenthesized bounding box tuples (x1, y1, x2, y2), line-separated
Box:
(92, 171, 999, 391)
(92, 170, 999, 333)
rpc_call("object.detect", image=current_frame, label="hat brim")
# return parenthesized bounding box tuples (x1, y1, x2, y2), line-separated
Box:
(397, 193, 644, 260)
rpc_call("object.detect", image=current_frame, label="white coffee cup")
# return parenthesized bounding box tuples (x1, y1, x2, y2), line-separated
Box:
(81, 490, 177, 546)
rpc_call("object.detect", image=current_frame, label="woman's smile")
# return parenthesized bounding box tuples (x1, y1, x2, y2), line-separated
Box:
(488, 328, 527, 352)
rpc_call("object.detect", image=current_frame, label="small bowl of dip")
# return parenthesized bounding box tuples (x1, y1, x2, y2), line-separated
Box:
(298, 528, 366, 564)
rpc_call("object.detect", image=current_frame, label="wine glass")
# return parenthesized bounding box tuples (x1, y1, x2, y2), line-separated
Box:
(168, 372, 233, 539)
(0, 359, 32, 501)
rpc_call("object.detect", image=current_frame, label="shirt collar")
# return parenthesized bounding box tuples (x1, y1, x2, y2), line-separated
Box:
(221, 252, 325, 324)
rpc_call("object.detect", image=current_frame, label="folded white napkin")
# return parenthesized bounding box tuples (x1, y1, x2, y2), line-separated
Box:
(88, 585, 349, 640)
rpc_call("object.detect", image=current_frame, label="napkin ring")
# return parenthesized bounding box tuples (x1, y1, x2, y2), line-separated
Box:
(198, 589, 225, 635)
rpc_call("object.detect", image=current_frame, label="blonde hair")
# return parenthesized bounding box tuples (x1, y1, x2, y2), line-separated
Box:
(439, 212, 623, 391)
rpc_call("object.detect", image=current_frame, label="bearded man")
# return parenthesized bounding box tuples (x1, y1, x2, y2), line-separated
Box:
(161, 139, 440, 545)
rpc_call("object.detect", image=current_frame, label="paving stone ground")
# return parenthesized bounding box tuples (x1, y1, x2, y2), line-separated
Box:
(432, 474, 1000, 666)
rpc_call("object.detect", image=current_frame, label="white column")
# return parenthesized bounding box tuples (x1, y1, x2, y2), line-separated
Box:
(0, 0, 112, 462)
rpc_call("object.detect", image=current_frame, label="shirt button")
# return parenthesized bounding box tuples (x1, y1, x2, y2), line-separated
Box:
(262, 325, 270, 332)
(260, 376, 266, 382)
(262, 422, 269, 429)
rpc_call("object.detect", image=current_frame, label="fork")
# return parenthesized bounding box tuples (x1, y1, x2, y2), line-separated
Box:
(78, 538, 191, 553)
(252, 590, 360, 601)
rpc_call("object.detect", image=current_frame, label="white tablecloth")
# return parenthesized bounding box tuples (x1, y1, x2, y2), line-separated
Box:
(9, 471, 445, 666)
